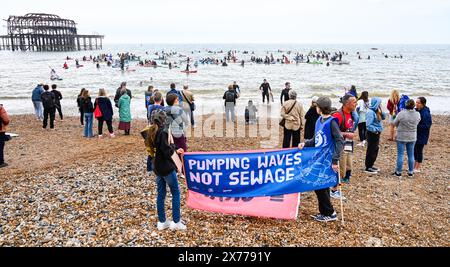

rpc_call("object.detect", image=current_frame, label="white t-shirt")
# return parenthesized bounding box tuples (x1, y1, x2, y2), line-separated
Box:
(357, 99, 370, 123)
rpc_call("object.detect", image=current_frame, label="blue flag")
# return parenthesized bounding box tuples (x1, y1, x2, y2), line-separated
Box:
(183, 147, 338, 197)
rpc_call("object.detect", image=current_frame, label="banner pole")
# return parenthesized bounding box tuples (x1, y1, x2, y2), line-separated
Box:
(337, 161, 345, 226)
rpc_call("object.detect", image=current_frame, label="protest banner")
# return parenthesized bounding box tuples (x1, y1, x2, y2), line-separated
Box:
(182, 146, 337, 197)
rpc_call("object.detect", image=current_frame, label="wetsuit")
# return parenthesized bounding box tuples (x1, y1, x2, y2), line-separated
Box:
(260, 83, 271, 103)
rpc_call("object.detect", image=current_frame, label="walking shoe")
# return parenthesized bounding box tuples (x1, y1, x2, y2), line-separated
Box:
(110, 133, 115, 138)
(341, 177, 350, 184)
(98, 134, 103, 139)
(408, 172, 413, 177)
(157, 221, 171, 231)
(330, 190, 347, 200)
(0, 163, 9, 168)
(392, 171, 402, 177)
(313, 212, 337, 222)
(357, 142, 365, 147)
(372, 166, 381, 172)
(169, 221, 187, 231)
(365, 168, 379, 174)
(413, 169, 421, 173)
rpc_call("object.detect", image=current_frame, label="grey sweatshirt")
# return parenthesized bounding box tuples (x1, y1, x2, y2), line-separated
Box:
(394, 109, 421, 142)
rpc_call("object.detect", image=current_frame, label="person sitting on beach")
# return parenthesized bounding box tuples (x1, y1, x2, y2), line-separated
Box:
(0, 104, 11, 168)
(414, 97, 432, 173)
(364, 97, 386, 174)
(245, 100, 258, 125)
(393, 99, 421, 177)
(118, 89, 132, 136)
(149, 109, 186, 231)
(94, 88, 115, 139)
(164, 94, 190, 152)
(298, 97, 344, 222)
(304, 96, 320, 140)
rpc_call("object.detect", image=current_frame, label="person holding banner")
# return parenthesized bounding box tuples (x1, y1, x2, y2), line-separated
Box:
(298, 97, 344, 222)
(151, 109, 186, 231)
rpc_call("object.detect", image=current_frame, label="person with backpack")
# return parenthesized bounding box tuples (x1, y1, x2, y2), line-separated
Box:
(165, 94, 190, 152)
(41, 85, 56, 130)
(304, 96, 320, 140)
(364, 97, 386, 174)
(181, 85, 195, 127)
(393, 99, 421, 177)
(281, 90, 305, 148)
(414, 97, 432, 173)
(81, 90, 94, 138)
(356, 91, 370, 147)
(387, 89, 400, 141)
(94, 88, 115, 138)
(223, 85, 238, 122)
(298, 97, 344, 222)
(148, 109, 186, 230)
(77, 88, 86, 126)
(118, 89, 132, 135)
(51, 84, 63, 121)
(0, 104, 11, 168)
(31, 84, 44, 121)
(245, 100, 258, 124)
(166, 83, 183, 107)
(331, 94, 357, 196)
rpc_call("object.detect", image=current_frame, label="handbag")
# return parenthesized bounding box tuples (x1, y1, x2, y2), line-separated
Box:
(94, 99, 103, 119)
(181, 91, 195, 111)
(279, 101, 297, 127)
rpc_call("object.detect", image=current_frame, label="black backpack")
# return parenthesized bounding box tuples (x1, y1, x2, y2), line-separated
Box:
(225, 91, 235, 103)
(41, 92, 55, 109)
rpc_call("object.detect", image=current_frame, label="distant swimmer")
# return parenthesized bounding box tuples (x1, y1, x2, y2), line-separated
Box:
(241, 60, 245, 67)
(367, 55, 371, 60)
(63, 62, 69, 69)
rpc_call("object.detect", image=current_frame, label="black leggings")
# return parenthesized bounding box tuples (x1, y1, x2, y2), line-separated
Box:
(414, 143, 425, 163)
(358, 122, 367, 141)
(79, 109, 84, 125)
(98, 118, 113, 135)
(262, 91, 270, 103)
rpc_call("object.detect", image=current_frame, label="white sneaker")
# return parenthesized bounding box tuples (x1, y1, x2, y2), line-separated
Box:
(169, 221, 187, 231)
(157, 221, 171, 231)
(357, 142, 364, 147)
(98, 134, 103, 139)
(110, 133, 115, 138)
(413, 169, 421, 173)
(330, 190, 347, 201)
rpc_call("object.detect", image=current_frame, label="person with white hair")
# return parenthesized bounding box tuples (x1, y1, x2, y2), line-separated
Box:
(280, 90, 305, 148)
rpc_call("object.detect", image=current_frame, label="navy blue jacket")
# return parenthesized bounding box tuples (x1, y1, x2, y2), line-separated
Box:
(416, 106, 432, 145)
(94, 97, 114, 121)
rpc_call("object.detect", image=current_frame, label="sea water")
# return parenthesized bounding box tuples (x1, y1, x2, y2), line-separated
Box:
(0, 44, 449, 118)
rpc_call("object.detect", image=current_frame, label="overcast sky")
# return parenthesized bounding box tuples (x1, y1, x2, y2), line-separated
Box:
(1, 0, 450, 44)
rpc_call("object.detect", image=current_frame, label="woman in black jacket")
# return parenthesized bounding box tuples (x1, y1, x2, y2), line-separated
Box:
(94, 89, 115, 138)
(304, 97, 320, 140)
(81, 90, 94, 138)
(150, 110, 186, 231)
(77, 88, 86, 126)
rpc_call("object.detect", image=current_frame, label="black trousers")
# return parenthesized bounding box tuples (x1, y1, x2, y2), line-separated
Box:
(43, 107, 56, 129)
(282, 128, 301, 148)
(56, 105, 63, 120)
(414, 143, 425, 163)
(0, 132, 5, 164)
(262, 91, 270, 103)
(315, 188, 334, 216)
(98, 118, 113, 135)
(358, 122, 367, 141)
(365, 131, 380, 169)
(79, 109, 84, 125)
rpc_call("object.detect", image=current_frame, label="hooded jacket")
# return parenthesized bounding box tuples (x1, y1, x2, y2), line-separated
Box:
(416, 106, 432, 145)
(365, 97, 386, 133)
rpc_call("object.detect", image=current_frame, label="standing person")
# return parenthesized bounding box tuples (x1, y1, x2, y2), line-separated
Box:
(114, 82, 132, 108)
(280, 82, 291, 105)
(393, 99, 421, 177)
(304, 96, 320, 140)
(223, 85, 238, 122)
(331, 94, 357, 192)
(81, 90, 94, 138)
(165, 94, 190, 152)
(149, 110, 186, 230)
(298, 97, 344, 222)
(94, 89, 115, 138)
(31, 84, 44, 121)
(245, 100, 258, 124)
(166, 83, 183, 107)
(356, 91, 370, 146)
(118, 89, 132, 135)
(77, 88, 86, 126)
(232, 81, 241, 98)
(364, 97, 386, 174)
(147, 92, 165, 123)
(40, 85, 56, 130)
(51, 84, 63, 121)
(181, 85, 195, 127)
(145, 85, 154, 117)
(280, 90, 305, 148)
(347, 85, 358, 98)
(259, 79, 272, 104)
(0, 104, 10, 168)
(414, 97, 432, 172)
(387, 89, 400, 141)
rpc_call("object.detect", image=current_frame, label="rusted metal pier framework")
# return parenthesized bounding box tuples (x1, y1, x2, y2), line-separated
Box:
(0, 13, 104, 51)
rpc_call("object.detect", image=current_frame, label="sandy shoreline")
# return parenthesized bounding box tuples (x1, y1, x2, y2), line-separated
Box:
(0, 114, 449, 247)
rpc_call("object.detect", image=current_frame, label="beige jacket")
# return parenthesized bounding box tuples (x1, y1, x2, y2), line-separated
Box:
(181, 90, 195, 111)
(0, 105, 10, 133)
(281, 100, 305, 131)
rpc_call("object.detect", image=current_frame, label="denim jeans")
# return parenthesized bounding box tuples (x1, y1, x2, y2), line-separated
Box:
(156, 170, 181, 223)
(33, 101, 43, 120)
(84, 113, 94, 137)
(396, 141, 415, 174)
(225, 104, 235, 122)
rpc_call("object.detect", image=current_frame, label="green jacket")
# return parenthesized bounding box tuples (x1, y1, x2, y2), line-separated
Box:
(118, 94, 132, 122)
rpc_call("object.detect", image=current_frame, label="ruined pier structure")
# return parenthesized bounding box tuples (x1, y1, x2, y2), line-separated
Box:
(0, 13, 104, 51)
